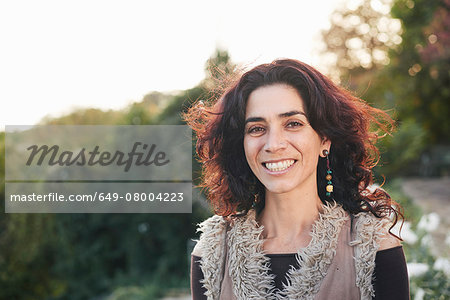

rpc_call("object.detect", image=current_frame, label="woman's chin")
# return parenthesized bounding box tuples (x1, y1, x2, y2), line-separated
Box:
(263, 184, 297, 195)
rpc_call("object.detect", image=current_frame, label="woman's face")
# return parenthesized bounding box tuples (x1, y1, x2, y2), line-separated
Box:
(243, 84, 330, 195)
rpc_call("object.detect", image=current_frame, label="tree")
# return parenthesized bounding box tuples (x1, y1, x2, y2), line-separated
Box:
(156, 48, 237, 125)
(320, 0, 449, 179)
(388, 0, 450, 143)
(320, 0, 403, 81)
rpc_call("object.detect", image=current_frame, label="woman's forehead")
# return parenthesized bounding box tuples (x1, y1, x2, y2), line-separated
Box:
(245, 84, 306, 117)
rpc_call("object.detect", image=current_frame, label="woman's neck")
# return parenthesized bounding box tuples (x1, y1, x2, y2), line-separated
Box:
(258, 189, 323, 253)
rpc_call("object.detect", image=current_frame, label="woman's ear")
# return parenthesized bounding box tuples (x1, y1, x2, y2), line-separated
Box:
(320, 137, 331, 157)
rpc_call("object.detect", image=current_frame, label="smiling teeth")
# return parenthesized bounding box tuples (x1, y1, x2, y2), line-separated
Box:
(264, 160, 295, 172)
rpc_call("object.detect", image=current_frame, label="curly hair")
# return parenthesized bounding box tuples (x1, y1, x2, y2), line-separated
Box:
(184, 59, 402, 227)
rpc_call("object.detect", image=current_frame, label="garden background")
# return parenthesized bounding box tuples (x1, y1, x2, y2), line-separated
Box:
(1, 0, 449, 299)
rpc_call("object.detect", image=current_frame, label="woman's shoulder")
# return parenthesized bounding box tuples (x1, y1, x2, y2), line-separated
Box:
(191, 210, 257, 257)
(353, 211, 401, 251)
(198, 214, 228, 232)
(191, 214, 229, 257)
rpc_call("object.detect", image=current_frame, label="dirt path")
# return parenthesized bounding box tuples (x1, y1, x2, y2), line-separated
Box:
(401, 177, 450, 258)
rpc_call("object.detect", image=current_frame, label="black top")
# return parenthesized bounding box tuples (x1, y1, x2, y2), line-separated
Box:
(191, 246, 409, 299)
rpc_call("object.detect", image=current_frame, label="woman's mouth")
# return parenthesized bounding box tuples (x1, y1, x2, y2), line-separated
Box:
(263, 159, 296, 172)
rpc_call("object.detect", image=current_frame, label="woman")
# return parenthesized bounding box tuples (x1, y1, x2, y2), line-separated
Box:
(186, 59, 409, 299)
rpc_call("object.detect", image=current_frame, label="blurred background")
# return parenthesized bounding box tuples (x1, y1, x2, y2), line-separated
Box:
(1, 0, 449, 299)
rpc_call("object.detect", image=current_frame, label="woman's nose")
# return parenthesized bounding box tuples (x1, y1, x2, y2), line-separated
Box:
(263, 128, 287, 153)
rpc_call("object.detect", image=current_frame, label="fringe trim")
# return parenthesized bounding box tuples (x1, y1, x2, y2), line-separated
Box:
(352, 212, 390, 300)
(279, 202, 348, 300)
(227, 210, 277, 299)
(196, 215, 228, 300)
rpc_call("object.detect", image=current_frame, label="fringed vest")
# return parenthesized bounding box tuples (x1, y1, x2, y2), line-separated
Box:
(192, 202, 390, 300)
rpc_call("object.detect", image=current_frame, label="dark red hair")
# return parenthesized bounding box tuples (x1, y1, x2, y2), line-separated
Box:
(184, 59, 402, 227)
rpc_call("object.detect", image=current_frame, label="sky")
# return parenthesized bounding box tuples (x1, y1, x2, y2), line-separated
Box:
(0, 0, 344, 128)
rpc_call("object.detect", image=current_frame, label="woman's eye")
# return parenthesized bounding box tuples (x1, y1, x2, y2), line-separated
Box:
(286, 121, 303, 128)
(247, 126, 265, 134)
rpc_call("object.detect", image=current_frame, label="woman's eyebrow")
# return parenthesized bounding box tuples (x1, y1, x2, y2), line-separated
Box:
(279, 110, 306, 118)
(245, 117, 265, 124)
(245, 110, 306, 124)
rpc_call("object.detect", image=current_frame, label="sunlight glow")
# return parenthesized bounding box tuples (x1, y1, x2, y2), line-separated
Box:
(0, 0, 342, 128)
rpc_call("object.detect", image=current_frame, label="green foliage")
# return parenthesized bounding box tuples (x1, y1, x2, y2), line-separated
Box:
(123, 91, 170, 125)
(106, 284, 164, 300)
(155, 49, 236, 125)
(412, 271, 450, 300)
(322, 0, 450, 177)
(156, 86, 206, 125)
(405, 240, 450, 300)
(384, 178, 422, 224)
(0, 50, 234, 298)
(124, 102, 155, 125)
(375, 119, 428, 177)
(0, 210, 204, 299)
(43, 108, 124, 125)
(388, 0, 450, 143)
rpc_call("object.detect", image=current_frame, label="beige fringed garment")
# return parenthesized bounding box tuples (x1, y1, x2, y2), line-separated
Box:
(192, 202, 390, 300)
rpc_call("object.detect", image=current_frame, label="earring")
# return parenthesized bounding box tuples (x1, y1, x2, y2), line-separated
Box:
(323, 149, 333, 197)
(252, 194, 260, 208)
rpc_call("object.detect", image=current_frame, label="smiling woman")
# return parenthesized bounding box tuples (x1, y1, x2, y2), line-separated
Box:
(184, 59, 409, 299)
